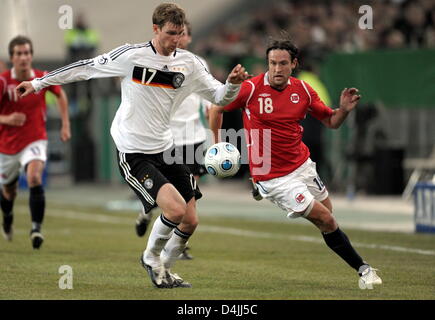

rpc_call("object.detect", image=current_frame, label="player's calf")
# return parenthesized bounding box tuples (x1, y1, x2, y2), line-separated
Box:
(2, 213, 13, 241)
(1, 190, 15, 241)
(27, 185, 46, 249)
(135, 207, 153, 237)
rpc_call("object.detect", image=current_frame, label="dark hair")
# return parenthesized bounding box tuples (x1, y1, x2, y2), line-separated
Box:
(184, 20, 192, 36)
(266, 34, 299, 61)
(9, 35, 33, 57)
(152, 3, 186, 29)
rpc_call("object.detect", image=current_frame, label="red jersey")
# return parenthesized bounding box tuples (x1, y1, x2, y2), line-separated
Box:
(224, 73, 333, 182)
(0, 69, 62, 154)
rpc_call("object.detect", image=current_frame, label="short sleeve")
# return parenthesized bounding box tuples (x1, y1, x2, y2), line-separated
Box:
(48, 84, 62, 96)
(303, 81, 333, 120)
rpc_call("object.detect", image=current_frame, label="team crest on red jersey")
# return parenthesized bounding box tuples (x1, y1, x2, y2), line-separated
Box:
(295, 193, 305, 203)
(290, 93, 300, 103)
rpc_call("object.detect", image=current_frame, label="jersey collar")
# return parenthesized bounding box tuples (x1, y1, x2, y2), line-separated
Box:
(11, 67, 35, 80)
(149, 40, 178, 57)
(264, 72, 291, 86)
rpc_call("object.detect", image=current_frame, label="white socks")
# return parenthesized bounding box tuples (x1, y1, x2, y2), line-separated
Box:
(143, 214, 192, 270)
(143, 214, 178, 268)
(161, 231, 189, 269)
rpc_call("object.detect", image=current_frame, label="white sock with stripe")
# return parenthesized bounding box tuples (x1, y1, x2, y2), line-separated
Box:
(160, 228, 191, 269)
(143, 214, 178, 268)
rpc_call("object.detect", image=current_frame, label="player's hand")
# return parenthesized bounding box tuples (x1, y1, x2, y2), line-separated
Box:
(60, 124, 71, 142)
(15, 81, 35, 98)
(6, 112, 26, 126)
(227, 64, 252, 84)
(339, 88, 361, 112)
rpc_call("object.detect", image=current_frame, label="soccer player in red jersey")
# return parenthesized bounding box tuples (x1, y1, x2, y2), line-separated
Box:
(0, 36, 71, 249)
(209, 37, 382, 288)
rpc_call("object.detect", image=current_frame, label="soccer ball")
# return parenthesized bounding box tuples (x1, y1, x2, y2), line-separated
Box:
(204, 142, 241, 178)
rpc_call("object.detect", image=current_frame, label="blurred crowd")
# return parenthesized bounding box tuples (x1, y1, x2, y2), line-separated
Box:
(193, 0, 435, 63)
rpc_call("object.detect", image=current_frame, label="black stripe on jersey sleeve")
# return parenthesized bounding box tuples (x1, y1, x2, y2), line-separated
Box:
(109, 44, 131, 59)
(111, 43, 148, 61)
(37, 60, 94, 81)
(194, 55, 210, 74)
(37, 60, 86, 80)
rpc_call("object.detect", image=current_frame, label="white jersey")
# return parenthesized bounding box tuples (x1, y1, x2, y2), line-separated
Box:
(31, 41, 240, 154)
(170, 56, 211, 146)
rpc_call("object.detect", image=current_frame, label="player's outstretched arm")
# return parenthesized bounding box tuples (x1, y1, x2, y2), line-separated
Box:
(17, 44, 133, 99)
(322, 88, 361, 129)
(56, 89, 71, 142)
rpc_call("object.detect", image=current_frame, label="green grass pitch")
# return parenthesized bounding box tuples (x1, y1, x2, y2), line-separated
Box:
(1, 199, 434, 300)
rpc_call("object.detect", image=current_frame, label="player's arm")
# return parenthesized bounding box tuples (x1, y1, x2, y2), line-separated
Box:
(208, 82, 250, 143)
(321, 88, 361, 129)
(0, 78, 26, 126)
(0, 113, 26, 126)
(304, 80, 361, 129)
(52, 88, 71, 142)
(208, 105, 224, 143)
(16, 44, 134, 98)
(202, 99, 222, 143)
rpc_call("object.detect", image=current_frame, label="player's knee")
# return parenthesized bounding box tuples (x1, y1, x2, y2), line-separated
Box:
(166, 201, 187, 221)
(27, 174, 42, 187)
(322, 214, 337, 233)
(2, 187, 17, 200)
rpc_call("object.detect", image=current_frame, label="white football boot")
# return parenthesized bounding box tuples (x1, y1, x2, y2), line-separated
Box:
(359, 266, 382, 289)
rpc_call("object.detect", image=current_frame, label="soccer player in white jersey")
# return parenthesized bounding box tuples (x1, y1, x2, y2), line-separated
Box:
(135, 21, 211, 261)
(209, 37, 382, 289)
(17, 3, 250, 289)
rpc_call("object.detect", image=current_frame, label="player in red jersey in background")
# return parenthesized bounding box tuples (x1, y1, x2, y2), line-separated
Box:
(209, 36, 382, 288)
(0, 36, 71, 249)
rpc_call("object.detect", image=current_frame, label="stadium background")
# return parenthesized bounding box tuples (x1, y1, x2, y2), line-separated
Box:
(1, 0, 434, 300)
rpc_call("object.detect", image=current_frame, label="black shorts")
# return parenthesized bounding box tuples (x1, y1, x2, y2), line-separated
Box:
(117, 149, 202, 213)
(174, 142, 207, 177)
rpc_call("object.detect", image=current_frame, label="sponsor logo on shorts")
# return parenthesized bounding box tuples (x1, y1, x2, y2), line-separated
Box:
(144, 178, 153, 189)
(295, 193, 305, 203)
(290, 93, 300, 103)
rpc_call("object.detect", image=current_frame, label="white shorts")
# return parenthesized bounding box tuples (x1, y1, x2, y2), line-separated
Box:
(0, 140, 47, 185)
(255, 158, 329, 219)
